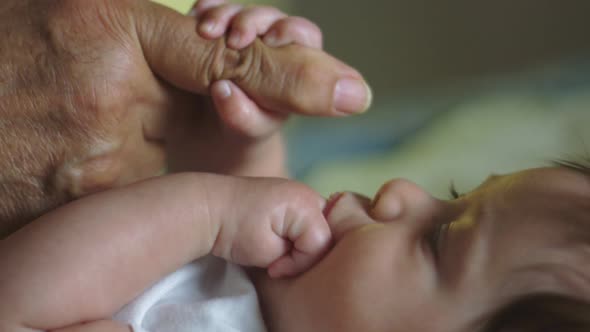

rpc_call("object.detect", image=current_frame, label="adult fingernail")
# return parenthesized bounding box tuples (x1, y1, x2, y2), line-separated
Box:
(333, 79, 372, 114)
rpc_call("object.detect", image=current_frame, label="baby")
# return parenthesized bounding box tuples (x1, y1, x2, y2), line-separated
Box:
(1, 2, 590, 332)
(254, 162, 590, 332)
(3, 163, 590, 331)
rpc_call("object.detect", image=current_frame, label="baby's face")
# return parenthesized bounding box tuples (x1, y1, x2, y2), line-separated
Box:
(252, 167, 590, 331)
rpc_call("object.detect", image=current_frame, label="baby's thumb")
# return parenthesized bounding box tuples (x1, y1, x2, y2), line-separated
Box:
(135, 2, 371, 117)
(268, 213, 332, 278)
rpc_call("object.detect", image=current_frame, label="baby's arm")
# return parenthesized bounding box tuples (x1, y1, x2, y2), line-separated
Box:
(0, 173, 329, 332)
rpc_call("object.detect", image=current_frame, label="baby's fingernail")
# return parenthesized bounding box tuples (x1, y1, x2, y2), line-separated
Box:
(200, 20, 216, 34)
(263, 31, 280, 47)
(228, 31, 242, 48)
(216, 81, 232, 99)
(188, 8, 198, 17)
(333, 79, 372, 115)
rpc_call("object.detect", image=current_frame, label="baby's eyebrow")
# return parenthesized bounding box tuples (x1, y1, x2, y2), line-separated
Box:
(553, 159, 590, 181)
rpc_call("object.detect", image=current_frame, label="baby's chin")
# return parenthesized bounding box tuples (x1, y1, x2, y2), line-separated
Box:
(246, 266, 288, 303)
(246, 267, 298, 332)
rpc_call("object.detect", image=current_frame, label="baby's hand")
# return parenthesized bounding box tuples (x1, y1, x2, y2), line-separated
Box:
(190, 0, 323, 138)
(210, 177, 331, 278)
(192, 0, 322, 50)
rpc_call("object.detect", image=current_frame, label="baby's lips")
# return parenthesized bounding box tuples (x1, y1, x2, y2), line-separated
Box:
(323, 192, 345, 219)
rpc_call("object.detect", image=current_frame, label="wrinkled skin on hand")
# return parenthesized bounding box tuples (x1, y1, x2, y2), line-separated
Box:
(0, 0, 367, 237)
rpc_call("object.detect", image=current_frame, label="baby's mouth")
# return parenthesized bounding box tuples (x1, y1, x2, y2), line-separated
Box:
(323, 192, 345, 219)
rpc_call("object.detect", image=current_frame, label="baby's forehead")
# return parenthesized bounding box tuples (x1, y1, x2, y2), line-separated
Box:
(490, 167, 590, 237)
(503, 166, 589, 191)
(482, 167, 590, 211)
(489, 167, 590, 299)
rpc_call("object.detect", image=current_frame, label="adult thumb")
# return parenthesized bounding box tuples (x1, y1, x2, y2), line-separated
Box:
(135, 2, 372, 116)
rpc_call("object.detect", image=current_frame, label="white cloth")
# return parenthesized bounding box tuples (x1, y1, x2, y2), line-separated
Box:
(114, 256, 267, 332)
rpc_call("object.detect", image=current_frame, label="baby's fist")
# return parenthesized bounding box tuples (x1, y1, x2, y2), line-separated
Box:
(211, 177, 331, 278)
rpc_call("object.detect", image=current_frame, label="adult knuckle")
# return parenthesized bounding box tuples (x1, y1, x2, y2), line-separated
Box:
(194, 39, 229, 86)
(216, 39, 266, 86)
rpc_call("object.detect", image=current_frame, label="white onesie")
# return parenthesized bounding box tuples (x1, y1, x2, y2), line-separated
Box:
(114, 256, 267, 332)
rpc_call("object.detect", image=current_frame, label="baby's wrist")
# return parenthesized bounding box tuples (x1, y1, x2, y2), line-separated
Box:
(204, 175, 256, 263)
(191, 173, 237, 259)
(230, 131, 288, 178)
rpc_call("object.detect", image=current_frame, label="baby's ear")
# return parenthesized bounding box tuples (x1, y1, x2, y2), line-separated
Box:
(54, 147, 123, 198)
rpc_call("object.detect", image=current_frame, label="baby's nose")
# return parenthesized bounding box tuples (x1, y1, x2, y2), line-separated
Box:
(371, 179, 444, 229)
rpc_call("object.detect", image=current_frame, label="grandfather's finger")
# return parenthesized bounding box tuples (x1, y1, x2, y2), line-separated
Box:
(136, 2, 372, 117)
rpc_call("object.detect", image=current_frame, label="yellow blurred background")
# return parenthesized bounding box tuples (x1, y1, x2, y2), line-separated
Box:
(153, 0, 290, 13)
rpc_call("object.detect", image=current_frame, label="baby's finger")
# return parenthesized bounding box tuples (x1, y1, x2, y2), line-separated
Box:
(210, 80, 287, 138)
(268, 250, 313, 278)
(198, 4, 244, 39)
(189, 0, 226, 17)
(227, 6, 288, 49)
(263, 16, 323, 49)
(269, 213, 332, 278)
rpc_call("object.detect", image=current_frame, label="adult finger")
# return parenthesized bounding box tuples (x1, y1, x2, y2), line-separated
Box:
(136, 1, 372, 117)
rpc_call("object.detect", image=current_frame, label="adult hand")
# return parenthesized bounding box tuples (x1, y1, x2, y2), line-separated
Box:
(0, 0, 371, 235)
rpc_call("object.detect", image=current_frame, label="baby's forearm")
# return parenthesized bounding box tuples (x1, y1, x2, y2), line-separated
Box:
(235, 131, 289, 178)
(0, 173, 232, 331)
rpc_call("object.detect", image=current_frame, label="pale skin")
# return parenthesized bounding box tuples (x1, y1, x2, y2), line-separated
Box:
(253, 167, 590, 332)
(2, 168, 590, 332)
(0, 173, 331, 332)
